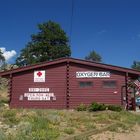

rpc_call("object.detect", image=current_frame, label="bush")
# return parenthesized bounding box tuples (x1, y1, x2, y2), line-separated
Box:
(76, 102, 123, 112)
(64, 127, 75, 135)
(0, 99, 9, 105)
(0, 99, 9, 107)
(0, 101, 4, 107)
(107, 105, 123, 112)
(2, 109, 20, 125)
(89, 102, 106, 112)
(76, 103, 87, 111)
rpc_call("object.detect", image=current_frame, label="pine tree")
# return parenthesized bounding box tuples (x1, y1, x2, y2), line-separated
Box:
(131, 61, 140, 71)
(16, 21, 71, 66)
(85, 50, 102, 62)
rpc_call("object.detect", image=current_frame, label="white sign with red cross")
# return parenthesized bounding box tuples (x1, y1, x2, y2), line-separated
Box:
(34, 70, 45, 82)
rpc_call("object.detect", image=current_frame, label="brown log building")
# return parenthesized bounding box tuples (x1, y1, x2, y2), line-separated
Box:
(0, 58, 140, 110)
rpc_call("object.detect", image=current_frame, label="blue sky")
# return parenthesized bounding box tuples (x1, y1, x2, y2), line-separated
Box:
(0, 0, 140, 68)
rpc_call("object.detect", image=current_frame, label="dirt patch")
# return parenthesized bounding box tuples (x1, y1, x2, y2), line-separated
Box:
(89, 125, 140, 140)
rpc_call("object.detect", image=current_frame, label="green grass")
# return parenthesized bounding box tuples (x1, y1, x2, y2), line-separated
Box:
(0, 89, 140, 140)
(64, 128, 75, 135)
(0, 108, 139, 140)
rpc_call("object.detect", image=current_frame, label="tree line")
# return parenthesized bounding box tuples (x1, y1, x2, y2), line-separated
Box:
(0, 20, 139, 71)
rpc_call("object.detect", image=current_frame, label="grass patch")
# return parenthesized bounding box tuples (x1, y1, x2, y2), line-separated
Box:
(2, 109, 20, 126)
(76, 103, 87, 111)
(107, 105, 123, 112)
(0, 109, 140, 140)
(0, 129, 6, 140)
(64, 127, 75, 135)
(0, 101, 139, 139)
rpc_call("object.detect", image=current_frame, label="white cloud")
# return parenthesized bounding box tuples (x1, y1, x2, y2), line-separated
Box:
(0, 47, 17, 61)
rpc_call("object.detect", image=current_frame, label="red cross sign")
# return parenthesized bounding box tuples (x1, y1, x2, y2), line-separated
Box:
(37, 71, 42, 77)
(34, 70, 45, 82)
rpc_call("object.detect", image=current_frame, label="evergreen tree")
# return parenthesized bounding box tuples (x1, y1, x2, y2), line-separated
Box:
(16, 21, 71, 66)
(85, 50, 102, 62)
(131, 61, 140, 71)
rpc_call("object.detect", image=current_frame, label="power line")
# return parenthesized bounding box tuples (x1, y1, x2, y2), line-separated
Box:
(70, 0, 74, 46)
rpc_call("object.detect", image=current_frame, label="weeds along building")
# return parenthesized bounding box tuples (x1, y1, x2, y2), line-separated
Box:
(0, 58, 140, 110)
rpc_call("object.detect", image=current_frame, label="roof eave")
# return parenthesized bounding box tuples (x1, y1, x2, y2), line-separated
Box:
(0, 58, 68, 77)
(0, 57, 140, 78)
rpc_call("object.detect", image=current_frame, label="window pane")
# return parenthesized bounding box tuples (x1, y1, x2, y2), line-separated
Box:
(79, 81, 93, 87)
(103, 81, 117, 88)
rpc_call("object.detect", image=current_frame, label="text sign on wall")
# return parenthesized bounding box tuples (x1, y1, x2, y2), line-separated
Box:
(24, 92, 54, 101)
(76, 71, 110, 78)
(24, 88, 56, 101)
(29, 88, 49, 92)
(34, 71, 45, 82)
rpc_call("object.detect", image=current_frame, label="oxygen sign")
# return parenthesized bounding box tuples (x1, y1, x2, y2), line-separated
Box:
(76, 71, 110, 78)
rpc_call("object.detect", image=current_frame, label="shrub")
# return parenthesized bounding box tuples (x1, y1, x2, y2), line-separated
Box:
(0, 93, 8, 108)
(88, 102, 123, 112)
(64, 127, 75, 135)
(0, 101, 4, 107)
(2, 109, 16, 118)
(0, 99, 8, 107)
(107, 105, 123, 112)
(88, 102, 106, 112)
(76, 103, 87, 111)
(0, 99, 9, 104)
(2, 109, 20, 125)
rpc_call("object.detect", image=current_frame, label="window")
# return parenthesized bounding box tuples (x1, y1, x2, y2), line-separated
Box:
(103, 81, 117, 88)
(79, 81, 93, 88)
